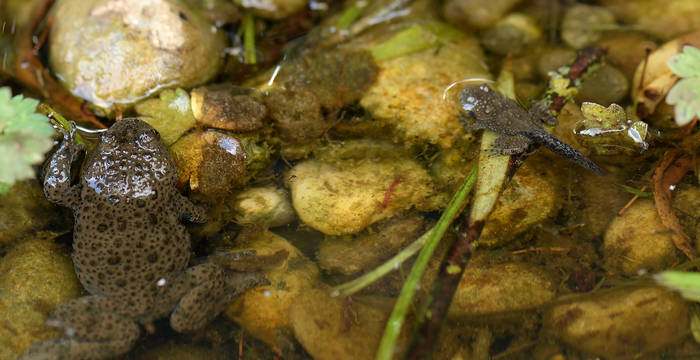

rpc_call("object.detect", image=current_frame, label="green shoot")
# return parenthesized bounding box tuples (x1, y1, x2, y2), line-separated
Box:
(336, 0, 369, 29)
(618, 184, 651, 197)
(243, 12, 257, 65)
(375, 165, 477, 360)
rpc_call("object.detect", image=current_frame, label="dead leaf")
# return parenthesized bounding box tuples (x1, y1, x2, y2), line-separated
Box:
(652, 151, 695, 259)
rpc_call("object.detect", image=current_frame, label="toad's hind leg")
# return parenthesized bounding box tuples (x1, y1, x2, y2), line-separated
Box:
(169, 263, 267, 333)
(486, 135, 531, 156)
(20, 296, 141, 360)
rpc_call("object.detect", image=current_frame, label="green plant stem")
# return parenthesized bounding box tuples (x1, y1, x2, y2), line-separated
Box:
(375, 165, 477, 360)
(243, 12, 257, 65)
(335, 0, 369, 29)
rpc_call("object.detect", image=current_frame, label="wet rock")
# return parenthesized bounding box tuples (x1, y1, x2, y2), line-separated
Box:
(599, 0, 700, 40)
(443, 0, 523, 29)
(449, 258, 556, 318)
(537, 47, 576, 79)
(0, 179, 58, 248)
(604, 199, 681, 276)
(191, 84, 267, 132)
(225, 231, 321, 348)
(560, 4, 616, 49)
(171, 130, 247, 198)
(359, 35, 490, 150)
(570, 167, 628, 241)
(480, 13, 541, 56)
(232, 0, 307, 20)
(286, 139, 443, 235)
(318, 213, 425, 275)
(478, 157, 563, 247)
(575, 63, 629, 106)
(135, 88, 197, 145)
(273, 49, 378, 112)
(49, 0, 226, 113)
(264, 87, 326, 144)
(595, 31, 657, 82)
(289, 288, 393, 360)
(673, 185, 700, 245)
(231, 186, 295, 228)
(0, 235, 81, 359)
(544, 286, 689, 358)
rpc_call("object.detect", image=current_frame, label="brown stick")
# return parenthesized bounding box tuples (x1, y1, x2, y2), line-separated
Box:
(652, 151, 696, 259)
(406, 217, 482, 359)
(12, 0, 105, 128)
(618, 185, 648, 216)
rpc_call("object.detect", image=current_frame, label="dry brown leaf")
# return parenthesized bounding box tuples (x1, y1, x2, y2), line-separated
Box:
(652, 151, 696, 259)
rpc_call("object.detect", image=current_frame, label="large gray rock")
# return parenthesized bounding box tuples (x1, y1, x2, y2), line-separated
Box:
(49, 0, 226, 113)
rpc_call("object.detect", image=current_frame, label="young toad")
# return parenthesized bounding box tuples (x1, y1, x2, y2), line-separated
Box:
(459, 84, 604, 175)
(24, 119, 265, 359)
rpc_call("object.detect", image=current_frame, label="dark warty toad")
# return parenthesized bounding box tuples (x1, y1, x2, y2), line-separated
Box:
(459, 84, 604, 175)
(23, 118, 266, 360)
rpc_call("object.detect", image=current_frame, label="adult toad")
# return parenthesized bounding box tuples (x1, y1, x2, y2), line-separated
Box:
(24, 119, 265, 359)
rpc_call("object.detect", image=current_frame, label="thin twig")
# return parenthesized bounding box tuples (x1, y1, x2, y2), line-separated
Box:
(511, 247, 567, 256)
(618, 185, 648, 216)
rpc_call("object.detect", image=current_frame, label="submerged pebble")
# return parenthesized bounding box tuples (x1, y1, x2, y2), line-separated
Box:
(225, 231, 321, 349)
(544, 286, 688, 358)
(443, 0, 523, 29)
(603, 199, 681, 276)
(560, 4, 616, 49)
(0, 236, 81, 359)
(318, 214, 425, 275)
(231, 186, 295, 228)
(286, 140, 442, 236)
(575, 63, 629, 106)
(359, 35, 490, 150)
(290, 289, 393, 360)
(600, 0, 700, 40)
(480, 13, 541, 56)
(478, 158, 563, 247)
(449, 259, 556, 318)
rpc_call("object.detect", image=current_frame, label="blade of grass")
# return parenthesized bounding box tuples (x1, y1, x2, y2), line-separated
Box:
(617, 183, 651, 197)
(243, 12, 257, 64)
(375, 165, 477, 360)
(336, 0, 369, 30)
(332, 226, 434, 297)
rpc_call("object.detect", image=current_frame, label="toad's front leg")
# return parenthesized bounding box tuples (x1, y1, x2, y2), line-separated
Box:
(44, 122, 83, 210)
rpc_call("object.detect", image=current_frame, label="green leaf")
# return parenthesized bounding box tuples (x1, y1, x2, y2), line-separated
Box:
(668, 45, 700, 78)
(0, 87, 54, 191)
(617, 184, 651, 197)
(666, 45, 700, 126)
(369, 22, 465, 62)
(666, 77, 700, 126)
(0, 182, 10, 196)
(654, 271, 700, 302)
